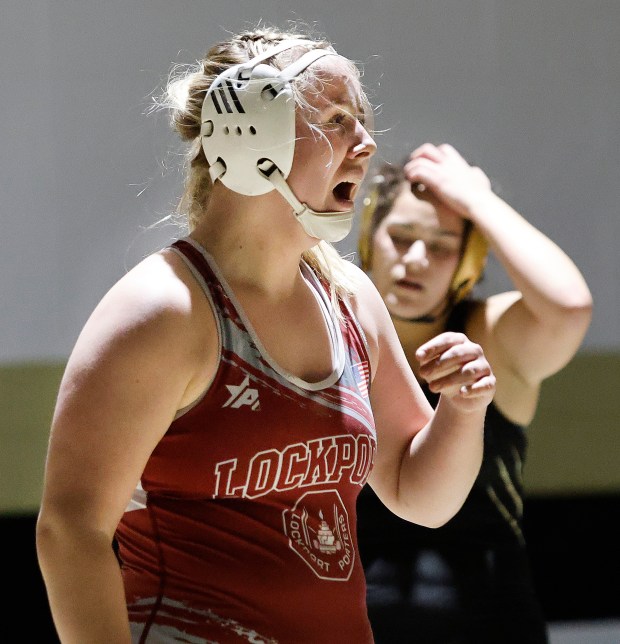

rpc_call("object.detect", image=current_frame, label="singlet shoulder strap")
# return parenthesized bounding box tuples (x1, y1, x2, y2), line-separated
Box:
(169, 237, 249, 332)
(445, 299, 476, 334)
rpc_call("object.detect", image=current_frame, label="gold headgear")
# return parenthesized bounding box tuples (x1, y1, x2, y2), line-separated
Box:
(358, 180, 488, 305)
(449, 223, 488, 304)
(358, 182, 380, 272)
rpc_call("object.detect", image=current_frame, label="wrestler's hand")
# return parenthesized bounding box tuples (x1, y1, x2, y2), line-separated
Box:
(416, 331, 496, 412)
(404, 143, 493, 219)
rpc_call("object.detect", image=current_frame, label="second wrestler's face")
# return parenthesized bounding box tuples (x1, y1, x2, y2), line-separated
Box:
(371, 183, 465, 319)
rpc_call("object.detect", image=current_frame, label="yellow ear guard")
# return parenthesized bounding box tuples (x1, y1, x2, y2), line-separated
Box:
(357, 182, 380, 272)
(450, 222, 488, 304)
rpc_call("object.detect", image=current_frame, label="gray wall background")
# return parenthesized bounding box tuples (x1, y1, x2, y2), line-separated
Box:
(2, 2, 619, 511)
(2, 0, 618, 361)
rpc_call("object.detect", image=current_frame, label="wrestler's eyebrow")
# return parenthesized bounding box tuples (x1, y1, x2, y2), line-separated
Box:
(390, 223, 462, 239)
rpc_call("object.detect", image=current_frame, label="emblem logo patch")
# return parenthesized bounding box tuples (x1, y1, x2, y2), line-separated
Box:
(283, 490, 354, 581)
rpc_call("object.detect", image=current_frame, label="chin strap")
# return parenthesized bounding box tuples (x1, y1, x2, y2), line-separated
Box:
(209, 160, 226, 183)
(391, 297, 453, 325)
(257, 160, 354, 242)
(391, 312, 438, 324)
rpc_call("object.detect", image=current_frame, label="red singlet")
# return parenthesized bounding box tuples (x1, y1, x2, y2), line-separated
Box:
(116, 238, 377, 643)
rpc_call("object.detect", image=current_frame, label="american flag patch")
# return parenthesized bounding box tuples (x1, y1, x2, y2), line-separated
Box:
(353, 361, 370, 398)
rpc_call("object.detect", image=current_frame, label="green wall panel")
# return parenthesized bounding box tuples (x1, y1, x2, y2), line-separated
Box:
(1, 363, 65, 513)
(526, 353, 620, 494)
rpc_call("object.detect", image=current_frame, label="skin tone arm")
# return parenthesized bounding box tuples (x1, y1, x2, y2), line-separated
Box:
(352, 269, 496, 527)
(405, 143, 593, 422)
(36, 251, 218, 644)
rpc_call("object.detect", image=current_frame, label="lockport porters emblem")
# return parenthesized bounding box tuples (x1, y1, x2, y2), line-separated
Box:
(283, 490, 354, 581)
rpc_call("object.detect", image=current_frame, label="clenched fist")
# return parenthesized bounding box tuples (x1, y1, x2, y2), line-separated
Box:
(416, 331, 496, 411)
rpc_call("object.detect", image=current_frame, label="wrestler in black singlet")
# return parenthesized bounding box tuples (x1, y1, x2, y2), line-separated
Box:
(357, 300, 549, 644)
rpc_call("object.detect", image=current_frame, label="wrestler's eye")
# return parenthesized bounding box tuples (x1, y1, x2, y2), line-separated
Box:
(318, 112, 348, 132)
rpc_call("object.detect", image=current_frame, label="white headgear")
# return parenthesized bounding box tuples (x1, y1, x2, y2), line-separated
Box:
(200, 39, 355, 242)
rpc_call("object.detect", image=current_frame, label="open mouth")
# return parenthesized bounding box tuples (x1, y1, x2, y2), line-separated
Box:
(396, 279, 423, 291)
(333, 181, 357, 203)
